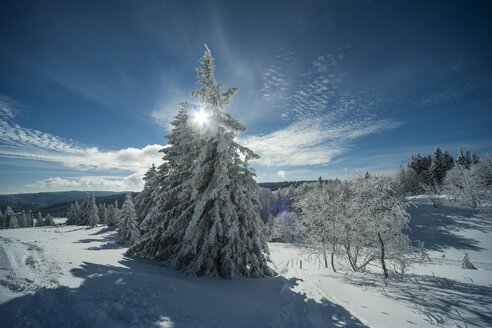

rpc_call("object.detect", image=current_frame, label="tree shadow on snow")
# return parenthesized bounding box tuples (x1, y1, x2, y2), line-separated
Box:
(90, 226, 117, 235)
(73, 234, 118, 246)
(0, 257, 368, 328)
(87, 242, 126, 251)
(342, 272, 492, 327)
(407, 202, 491, 252)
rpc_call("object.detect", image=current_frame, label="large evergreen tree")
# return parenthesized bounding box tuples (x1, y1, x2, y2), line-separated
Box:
(118, 193, 140, 245)
(128, 45, 273, 278)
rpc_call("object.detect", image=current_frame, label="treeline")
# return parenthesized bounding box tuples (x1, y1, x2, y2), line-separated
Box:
(66, 193, 120, 227)
(258, 180, 318, 191)
(394, 147, 491, 208)
(65, 193, 140, 245)
(0, 207, 55, 229)
(394, 147, 481, 195)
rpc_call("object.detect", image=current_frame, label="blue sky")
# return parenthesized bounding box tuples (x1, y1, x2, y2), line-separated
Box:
(0, 0, 491, 193)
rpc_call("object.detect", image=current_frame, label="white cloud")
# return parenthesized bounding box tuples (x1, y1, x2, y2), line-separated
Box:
(0, 96, 165, 192)
(241, 116, 400, 167)
(27, 174, 145, 192)
(276, 170, 286, 179)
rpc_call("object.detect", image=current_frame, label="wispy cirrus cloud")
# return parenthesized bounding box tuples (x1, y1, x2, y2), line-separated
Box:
(241, 116, 400, 167)
(0, 96, 164, 192)
(242, 48, 400, 167)
(261, 49, 294, 102)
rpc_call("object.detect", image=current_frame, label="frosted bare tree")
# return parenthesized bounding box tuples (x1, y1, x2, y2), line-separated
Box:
(351, 174, 410, 278)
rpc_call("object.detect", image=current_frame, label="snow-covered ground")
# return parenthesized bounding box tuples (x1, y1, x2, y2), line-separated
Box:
(1, 198, 491, 327)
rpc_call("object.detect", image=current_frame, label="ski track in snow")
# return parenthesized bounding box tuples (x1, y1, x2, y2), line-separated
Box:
(0, 198, 491, 327)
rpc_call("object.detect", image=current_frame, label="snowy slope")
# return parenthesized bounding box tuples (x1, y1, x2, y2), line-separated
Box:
(0, 197, 491, 327)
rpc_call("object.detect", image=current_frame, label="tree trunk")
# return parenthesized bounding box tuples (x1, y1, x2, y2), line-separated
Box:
(346, 247, 358, 272)
(323, 250, 328, 268)
(378, 232, 388, 279)
(331, 248, 336, 272)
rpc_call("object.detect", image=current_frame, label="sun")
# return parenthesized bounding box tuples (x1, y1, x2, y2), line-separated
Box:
(191, 106, 210, 127)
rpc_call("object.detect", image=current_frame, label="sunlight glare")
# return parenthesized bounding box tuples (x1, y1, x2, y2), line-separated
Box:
(191, 106, 210, 127)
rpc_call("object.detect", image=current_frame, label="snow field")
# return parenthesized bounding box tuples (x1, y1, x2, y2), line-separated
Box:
(0, 197, 491, 327)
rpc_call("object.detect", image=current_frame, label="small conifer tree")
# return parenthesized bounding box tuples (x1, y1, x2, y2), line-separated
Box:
(118, 194, 140, 245)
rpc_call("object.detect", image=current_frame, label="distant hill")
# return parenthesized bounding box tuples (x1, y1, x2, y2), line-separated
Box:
(41, 192, 139, 217)
(0, 180, 317, 215)
(258, 180, 318, 191)
(0, 191, 121, 213)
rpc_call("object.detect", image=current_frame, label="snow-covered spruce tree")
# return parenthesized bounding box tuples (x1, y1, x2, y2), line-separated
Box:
(472, 153, 480, 165)
(462, 253, 477, 270)
(456, 148, 468, 169)
(408, 153, 431, 189)
(35, 211, 43, 226)
(87, 194, 99, 227)
(118, 193, 140, 245)
(79, 193, 90, 226)
(465, 150, 472, 167)
(3, 207, 14, 228)
(139, 103, 202, 233)
(443, 150, 454, 172)
(45, 213, 55, 226)
(351, 174, 411, 279)
(0, 209, 4, 229)
(430, 146, 446, 186)
(134, 164, 158, 226)
(66, 201, 82, 225)
(9, 214, 19, 229)
(66, 203, 77, 225)
(27, 211, 34, 227)
(127, 45, 274, 278)
(103, 204, 112, 225)
(98, 203, 106, 225)
(110, 200, 120, 226)
(18, 211, 27, 228)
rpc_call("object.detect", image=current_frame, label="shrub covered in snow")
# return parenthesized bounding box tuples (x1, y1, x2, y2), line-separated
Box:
(461, 253, 477, 270)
